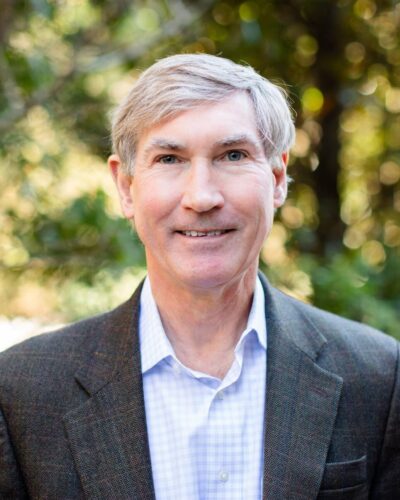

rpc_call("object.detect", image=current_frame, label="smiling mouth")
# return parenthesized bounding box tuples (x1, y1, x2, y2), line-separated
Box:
(177, 229, 233, 237)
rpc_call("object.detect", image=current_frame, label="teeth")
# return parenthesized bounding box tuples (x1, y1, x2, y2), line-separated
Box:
(182, 230, 225, 237)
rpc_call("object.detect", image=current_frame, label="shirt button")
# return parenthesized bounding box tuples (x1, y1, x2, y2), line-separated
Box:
(217, 390, 224, 400)
(219, 470, 229, 482)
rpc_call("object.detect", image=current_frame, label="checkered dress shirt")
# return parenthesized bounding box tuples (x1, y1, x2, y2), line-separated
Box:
(139, 277, 267, 500)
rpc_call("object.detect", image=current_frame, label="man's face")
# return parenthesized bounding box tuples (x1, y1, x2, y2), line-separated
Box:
(110, 92, 287, 291)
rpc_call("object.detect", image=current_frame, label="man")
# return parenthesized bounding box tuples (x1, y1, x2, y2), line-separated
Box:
(0, 54, 399, 499)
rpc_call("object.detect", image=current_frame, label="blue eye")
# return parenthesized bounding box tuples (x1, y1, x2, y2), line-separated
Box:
(158, 155, 178, 164)
(226, 150, 245, 161)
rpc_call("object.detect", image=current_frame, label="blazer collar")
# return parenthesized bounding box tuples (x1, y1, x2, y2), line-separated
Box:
(71, 284, 144, 396)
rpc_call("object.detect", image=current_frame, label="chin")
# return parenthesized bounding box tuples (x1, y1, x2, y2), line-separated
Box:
(175, 265, 244, 291)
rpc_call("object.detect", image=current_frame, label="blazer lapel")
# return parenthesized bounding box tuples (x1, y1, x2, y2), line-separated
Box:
(260, 275, 343, 499)
(63, 284, 155, 499)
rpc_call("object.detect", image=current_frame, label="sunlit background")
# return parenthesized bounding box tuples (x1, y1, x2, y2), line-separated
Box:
(1, 0, 399, 349)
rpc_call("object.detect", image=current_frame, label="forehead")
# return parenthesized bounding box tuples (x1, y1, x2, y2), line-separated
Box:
(136, 92, 261, 152)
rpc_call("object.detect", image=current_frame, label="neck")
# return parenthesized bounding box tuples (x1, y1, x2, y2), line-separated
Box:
(147, 270, 257, 378)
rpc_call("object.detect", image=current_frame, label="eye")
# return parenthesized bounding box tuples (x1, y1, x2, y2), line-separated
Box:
(157, 154, 180, 164)
(224, 150, 247, 162)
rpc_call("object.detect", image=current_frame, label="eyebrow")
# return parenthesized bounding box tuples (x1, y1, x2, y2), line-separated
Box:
(142, 138, 186, 161)
(214, 133, 263, 152)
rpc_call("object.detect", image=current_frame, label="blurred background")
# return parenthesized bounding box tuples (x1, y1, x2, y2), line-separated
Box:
(1, 0, 399, 349)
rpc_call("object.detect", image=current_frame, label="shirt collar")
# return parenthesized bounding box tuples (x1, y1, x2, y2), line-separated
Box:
(139, 277, 175, 374)
(139, 276, 267, 375)
(242, 276, 267, 351)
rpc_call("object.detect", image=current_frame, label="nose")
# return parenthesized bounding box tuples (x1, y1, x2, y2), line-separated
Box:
(181, 161, 224, 212)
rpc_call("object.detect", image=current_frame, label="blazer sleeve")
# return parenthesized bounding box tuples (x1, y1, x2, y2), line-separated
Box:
(371, 342, 400, 498)
(0, 407, 28, 499)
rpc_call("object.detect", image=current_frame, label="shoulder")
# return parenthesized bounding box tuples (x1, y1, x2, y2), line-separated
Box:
(262, 275, 399, 376)
(0, 294, 138, 392)
(0, 304, 114, 359)
(297, 294, 397, 360)
(294, 293, 397, 350)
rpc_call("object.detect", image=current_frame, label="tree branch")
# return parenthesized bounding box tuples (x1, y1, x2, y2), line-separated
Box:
(0, 0, 214, 132)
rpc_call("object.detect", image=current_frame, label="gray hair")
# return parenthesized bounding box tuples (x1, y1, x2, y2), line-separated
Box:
(111, 53, 295, 175)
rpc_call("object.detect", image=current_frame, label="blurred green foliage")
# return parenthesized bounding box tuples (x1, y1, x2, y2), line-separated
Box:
(0, 0, 399, 338)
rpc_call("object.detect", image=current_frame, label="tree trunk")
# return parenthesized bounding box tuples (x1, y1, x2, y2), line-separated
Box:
(296, 0, 347, 256)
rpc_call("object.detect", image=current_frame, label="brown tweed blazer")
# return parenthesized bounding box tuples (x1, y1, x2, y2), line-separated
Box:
(0, 274, 399, 499)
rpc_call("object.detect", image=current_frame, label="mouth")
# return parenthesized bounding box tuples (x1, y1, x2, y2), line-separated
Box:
(176, 229, 233, 237)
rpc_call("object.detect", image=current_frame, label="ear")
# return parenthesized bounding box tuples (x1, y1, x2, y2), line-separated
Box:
(108, 154, 135, 219)
(272, 152, 289, 208)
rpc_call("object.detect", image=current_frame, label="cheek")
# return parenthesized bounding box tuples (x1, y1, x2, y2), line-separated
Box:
(229, 177, 274, 212)
(136, 173, 182, 204)
(245, 190, 275, 240)
(132, 190, 177, 239)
